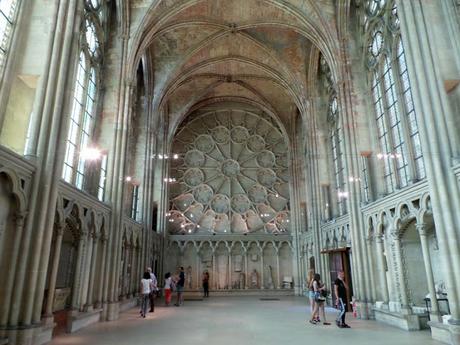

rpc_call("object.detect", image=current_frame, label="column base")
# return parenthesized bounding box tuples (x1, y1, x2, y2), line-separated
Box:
(355, 301, 373, 319)
(106, 301, 120, 321)
(66, 309, 102, 333)
(449, 322, 460, 345)
(0, 322, 53, 345)
(374, 307, 427, 331)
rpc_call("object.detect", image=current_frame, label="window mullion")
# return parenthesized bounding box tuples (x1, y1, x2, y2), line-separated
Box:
(72, 58, 91, 186)
(378, 62, 398, 192)
(391, 45, 417, 184)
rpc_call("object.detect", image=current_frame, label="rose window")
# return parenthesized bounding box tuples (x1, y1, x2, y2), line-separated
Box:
(167, 109, 290, 234)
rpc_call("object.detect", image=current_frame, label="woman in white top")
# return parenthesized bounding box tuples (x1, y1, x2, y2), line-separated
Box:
(140, 271, 153, 317)
(309, 273, 330, 325)
(164, 272, 173, 306)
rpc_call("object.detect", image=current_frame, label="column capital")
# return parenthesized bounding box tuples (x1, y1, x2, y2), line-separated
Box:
(416, 223, 428, 236)
(55, 223, 65, 236)
(390, 229, 401, 241)
(14, 212, 26, 226)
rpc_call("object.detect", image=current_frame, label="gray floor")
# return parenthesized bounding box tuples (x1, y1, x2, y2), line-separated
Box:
(49, 296, 440, 345)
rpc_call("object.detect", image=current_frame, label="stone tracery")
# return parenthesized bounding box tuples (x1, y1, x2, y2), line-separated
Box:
(168, 109, 290, 235)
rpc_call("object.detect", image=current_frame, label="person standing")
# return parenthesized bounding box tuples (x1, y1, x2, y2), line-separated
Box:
(164, 272, 173, 306)
(334, 270, 350, 328)
(202, 271, 210, 298)
(309, 273, 330, 325)
(147, 267, 158, 312)
(140, 271, 153, 318)
(174, 267, 185, 306)
(306, 270, 315, 322)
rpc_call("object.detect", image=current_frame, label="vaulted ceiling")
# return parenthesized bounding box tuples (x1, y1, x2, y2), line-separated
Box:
(131, 0, 340, 137)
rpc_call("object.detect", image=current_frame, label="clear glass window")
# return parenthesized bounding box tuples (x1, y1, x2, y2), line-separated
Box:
(0, 0, 17, 73)
(62, 2, 106, 196)
(363, 0, 425, 195)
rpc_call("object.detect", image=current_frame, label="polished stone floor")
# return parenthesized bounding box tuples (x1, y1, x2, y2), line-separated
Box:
(49, 296, 440, 345)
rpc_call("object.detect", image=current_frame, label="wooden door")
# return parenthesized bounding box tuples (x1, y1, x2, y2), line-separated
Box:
(329, 249, 353, 306)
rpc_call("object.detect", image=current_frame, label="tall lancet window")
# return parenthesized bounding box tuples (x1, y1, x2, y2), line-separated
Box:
(321, 57, 347, 216)
(0, 0, 19, 75)
(62, 0, 107, 196)
(362, 0, 425, 194)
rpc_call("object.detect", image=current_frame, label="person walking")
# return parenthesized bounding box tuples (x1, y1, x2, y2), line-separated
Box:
(334, 270, 350, 328)
(147, 267, 158, 312)
(164, 272, 173, 306)
(140, 271, 153, 318)
(202, 271, 210, 298)
(174, 267, 185, 306)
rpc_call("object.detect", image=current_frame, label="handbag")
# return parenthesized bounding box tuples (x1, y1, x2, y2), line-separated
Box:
(314, 291, 326, 302)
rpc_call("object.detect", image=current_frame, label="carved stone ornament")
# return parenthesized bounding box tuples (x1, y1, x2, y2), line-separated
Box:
(168, 110, 290, 234)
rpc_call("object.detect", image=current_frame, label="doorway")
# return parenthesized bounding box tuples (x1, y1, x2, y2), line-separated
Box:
(328, 248, 353, 306)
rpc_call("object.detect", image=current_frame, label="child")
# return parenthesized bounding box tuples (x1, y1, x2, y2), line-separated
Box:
(164, 272, 173, 306)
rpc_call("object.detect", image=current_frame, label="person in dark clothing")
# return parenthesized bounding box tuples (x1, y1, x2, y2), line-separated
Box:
(334, 270, 350, 328)
(202, 271, 210, 297)
(174, 267, 185, 306)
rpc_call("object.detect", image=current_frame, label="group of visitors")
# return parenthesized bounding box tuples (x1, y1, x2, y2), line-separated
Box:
(141, 265, 350, 327)
(141, 267, 211, 317)
(306, 269, 350, 328)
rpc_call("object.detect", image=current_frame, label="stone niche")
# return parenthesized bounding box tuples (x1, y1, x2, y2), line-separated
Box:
(164, 239, 294, 292)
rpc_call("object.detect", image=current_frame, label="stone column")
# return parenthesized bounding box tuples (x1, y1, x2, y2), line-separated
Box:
(195, 245, 201, 290)
(127, 244, 136, 298)
(212, 249, 217, 290)
(44, 224, 65, 319)
(276, 245, 281, 289)
(85, 234, 100, 310)
(259, 243, 264, 289)
(397, 0, 460, 325)
(122, 244, 129, 299)
(228, 246, 232, 290)
(244, 248, 249, 289)
(24, 0, 83, 326)
(0, 213, 25, 326)
(375, 235, 389, 304)
(71, 230, 87, 310)
(80, 231, 94, 310)
(391, 231, 409, 312)
(417, 223, 440, 321)
(96, 236, 108, 309)
(366, 236, 377, 303)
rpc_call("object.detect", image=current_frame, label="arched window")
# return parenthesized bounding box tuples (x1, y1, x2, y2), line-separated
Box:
(0, 0, 19, 75)
(321, 57, 347, 216)
(62, 0, 107, 198)
(363, 0, 425, 194)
